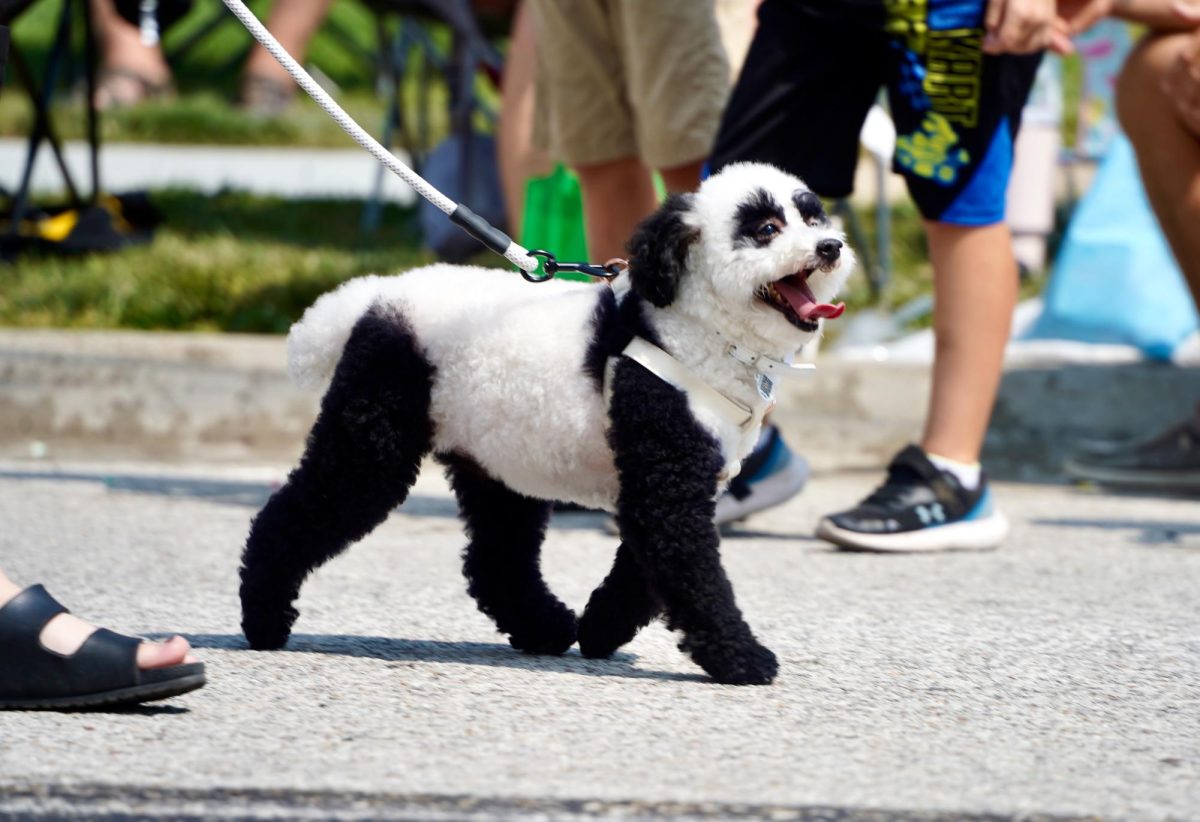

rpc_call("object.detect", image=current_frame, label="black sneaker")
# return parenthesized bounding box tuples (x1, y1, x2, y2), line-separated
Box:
(714, 425, 809, 526)
(1064, 416, 1200, 491)
(815, 445, 1008, 552)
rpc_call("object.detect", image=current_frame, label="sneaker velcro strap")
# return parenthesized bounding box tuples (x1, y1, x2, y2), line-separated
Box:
(889, 445, 943, 484)
(890, 445, 968, 517)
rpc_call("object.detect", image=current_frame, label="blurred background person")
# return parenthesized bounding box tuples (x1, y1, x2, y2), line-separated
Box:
(1062, 0, 1200, 489)
(89, 0, 332, 113)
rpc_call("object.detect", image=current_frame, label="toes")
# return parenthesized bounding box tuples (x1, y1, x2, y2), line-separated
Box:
(136, 635, 192, 670)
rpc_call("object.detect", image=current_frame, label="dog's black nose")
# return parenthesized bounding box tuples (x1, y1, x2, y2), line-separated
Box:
(816, 238, 842, 262)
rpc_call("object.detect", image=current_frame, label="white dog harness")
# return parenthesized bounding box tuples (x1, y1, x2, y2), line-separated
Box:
(610, 337, 777, 436)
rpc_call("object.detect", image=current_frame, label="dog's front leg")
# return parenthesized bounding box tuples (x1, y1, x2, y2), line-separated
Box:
(607, 360, 778, 685)
(578, 541, 662, 659)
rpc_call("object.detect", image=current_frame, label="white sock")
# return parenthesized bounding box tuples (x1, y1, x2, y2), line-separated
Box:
(926, 451, 982, 491)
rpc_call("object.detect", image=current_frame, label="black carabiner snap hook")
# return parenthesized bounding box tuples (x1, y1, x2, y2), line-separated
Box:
(522, 250, 559, 283)
(524, 250, 627, 282)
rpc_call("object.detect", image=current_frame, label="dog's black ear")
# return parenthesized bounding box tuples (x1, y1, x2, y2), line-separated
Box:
(625, 193, 698, 308)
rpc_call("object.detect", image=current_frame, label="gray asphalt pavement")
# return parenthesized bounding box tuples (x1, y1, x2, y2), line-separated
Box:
(1, 458, 1197, 820)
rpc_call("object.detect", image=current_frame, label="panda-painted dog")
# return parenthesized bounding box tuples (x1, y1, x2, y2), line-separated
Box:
(239, 162, 854, 685)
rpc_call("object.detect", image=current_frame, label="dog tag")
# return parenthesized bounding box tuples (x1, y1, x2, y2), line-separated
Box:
(756, 373, 774, 401)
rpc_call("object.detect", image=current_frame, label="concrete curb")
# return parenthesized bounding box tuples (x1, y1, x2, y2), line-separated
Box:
(2, 328, 1198, 479)
(0, 139, 419, 204)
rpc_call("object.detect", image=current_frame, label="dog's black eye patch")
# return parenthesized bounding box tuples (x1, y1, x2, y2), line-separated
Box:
(734, 188, 786, 247)
(793, 190, 828, 226)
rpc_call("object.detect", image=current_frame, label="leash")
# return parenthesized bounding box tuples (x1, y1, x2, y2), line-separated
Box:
(219, 0, 618, 283)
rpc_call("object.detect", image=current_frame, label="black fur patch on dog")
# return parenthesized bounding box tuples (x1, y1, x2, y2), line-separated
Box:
(589, 358, 778, 684)
(626, 193, 698, 308)
(240, 304, 435, 650)
(583, 287, 622, 392)
(733, 187, 787, 248)
(439, 453, 577, 655)
(582, 288, 667, 392)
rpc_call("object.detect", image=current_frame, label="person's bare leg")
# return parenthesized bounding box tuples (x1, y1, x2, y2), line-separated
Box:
(658, 158, 706, 195)
(1118, 32, 1200, 303)
(0, 568, 194, 669)
(575, 157, 658, 260)
(242, 0, 334, 88)
(89, 0, 172, 108)
(497, 1, 554, 233)
(920, 221, 1020, 463)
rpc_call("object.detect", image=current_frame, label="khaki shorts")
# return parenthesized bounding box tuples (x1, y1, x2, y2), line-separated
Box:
(530, 0, 731, 170)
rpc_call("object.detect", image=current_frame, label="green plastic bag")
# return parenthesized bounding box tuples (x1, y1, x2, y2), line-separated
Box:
(519, 164, 665, 282)
(520, 164, 589, 281)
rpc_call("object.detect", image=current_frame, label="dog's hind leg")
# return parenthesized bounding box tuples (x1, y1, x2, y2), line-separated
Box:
(440, 455, 577, 655)
(240, 306, 435, 650)
(607, 359, 778, 685)
(578, 542, 661, 659)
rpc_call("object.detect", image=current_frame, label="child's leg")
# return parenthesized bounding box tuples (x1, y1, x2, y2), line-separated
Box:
(816, 4, 1039, 552)
(921, 221, 1020, 463)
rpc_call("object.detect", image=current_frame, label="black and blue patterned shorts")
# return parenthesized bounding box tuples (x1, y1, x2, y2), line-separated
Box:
(710, 0, 1043, 226)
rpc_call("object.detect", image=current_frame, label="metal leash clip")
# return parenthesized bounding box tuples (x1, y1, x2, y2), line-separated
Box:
(525, 251, 628, 283)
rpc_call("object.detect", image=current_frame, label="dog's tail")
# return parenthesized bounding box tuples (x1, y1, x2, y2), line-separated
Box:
(287, 274, 391, 390)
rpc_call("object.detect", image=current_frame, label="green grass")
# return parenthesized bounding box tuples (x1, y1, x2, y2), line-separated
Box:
(0, 191, 462, 332)
(1, 190, 1010, 335)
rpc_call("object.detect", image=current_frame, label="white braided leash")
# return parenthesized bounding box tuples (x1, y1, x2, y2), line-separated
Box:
(219, 0, 541, 274)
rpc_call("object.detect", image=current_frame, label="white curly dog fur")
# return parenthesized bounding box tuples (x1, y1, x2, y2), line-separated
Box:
(286, 162, 855, 511)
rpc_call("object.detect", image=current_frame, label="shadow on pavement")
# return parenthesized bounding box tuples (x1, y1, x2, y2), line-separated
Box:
(1033, 517, 1200, 546)
(181, 633, 706, 683)
(0, 470, 611, 531)
(0, 470, 278, 507)
(73, 704, 192, 717)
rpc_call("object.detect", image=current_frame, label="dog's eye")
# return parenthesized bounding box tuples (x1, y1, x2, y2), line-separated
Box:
(753, 220, 782, 244)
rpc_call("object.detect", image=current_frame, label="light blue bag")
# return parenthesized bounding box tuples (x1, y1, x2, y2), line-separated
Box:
(1024, 134, 1198, 360)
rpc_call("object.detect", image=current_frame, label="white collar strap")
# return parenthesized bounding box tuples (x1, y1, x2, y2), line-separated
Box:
(713, 330, 816, 379)
(613, 337, 774, 435)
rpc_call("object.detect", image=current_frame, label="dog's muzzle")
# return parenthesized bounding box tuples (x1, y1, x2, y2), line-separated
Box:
(757, 266, 846, 332)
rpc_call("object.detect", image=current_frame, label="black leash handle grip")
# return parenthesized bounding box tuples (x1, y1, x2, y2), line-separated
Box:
(449, 203, 514, 257)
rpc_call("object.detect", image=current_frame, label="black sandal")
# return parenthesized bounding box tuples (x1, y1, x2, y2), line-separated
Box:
(0, 585, 206, 711)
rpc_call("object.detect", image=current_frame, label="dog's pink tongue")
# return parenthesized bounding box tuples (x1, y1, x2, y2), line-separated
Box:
(775, 276, 846, 320)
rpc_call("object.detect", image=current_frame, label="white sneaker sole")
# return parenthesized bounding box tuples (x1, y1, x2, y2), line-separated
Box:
(714, 455, 809, 526)
(815, 510, 1009, 553)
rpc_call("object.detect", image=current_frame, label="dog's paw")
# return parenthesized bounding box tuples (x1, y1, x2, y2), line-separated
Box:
(507, 604, 578, 656)
(577, 607, 641, 659)
(685, 635, 778, 686)
(241, 602, 298, 650)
